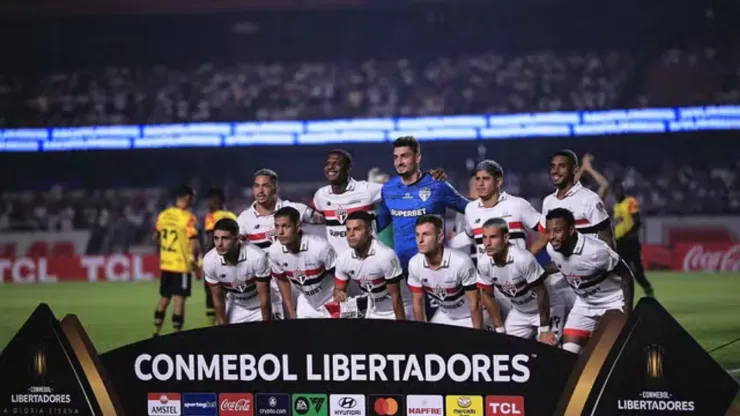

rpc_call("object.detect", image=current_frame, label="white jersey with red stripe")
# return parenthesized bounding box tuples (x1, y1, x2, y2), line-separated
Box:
(407, 248, 477, 320)
(313, 178, 383, 253)
(268, 233, 337, 311)
(237, 199, 315, 250)
(465, 192, 542, 255)
(546, 233, 624, 308)
(334, 239, 412, 316)
(540, 182, 610, 237)
(203, 243, 270, 311)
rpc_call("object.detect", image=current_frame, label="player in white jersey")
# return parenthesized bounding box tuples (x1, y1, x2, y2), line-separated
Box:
(407, 215, 484, 328)
(476, 218, 563, 345)
(268, 207, 337, 319)
(313, 150, 384, 254)
(237, 168, 325, 319)
(202, 219, 272, 324)
(334, 211, 412, 320)
(545, 208, 634, 354)
(537, 150, 614, 249)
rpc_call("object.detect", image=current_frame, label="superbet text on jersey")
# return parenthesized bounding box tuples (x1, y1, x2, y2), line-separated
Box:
(313, 178, 383, 253)
(464, 192, 541, 255)
(334, 238, 413, 319)
(540, 182, 610, 237)
(268, 233, 337, 318)
(202, 243, 271, 323)
(407, 248, 478, 326)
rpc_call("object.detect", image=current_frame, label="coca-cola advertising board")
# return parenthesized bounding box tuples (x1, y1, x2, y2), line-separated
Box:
(672, 243, 740, 272)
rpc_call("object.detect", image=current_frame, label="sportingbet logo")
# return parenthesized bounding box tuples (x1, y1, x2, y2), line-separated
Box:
(485, 396, 524, 416)
(405, 395, 442, 415)
(183, 393, 217, 416)
(219, 393, 254, 416)
(148, 393, 181, 416)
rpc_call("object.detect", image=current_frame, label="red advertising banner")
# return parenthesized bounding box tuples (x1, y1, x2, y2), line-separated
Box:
(672, 242, 740, 272)
(0, 254, 158, 283)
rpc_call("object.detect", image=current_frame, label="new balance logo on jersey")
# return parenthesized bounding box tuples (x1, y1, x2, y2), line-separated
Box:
(391, 208, 427, 217)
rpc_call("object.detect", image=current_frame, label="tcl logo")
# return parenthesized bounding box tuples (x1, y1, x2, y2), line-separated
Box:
(485, 396, 524, 416)
(219, 393, 253, 416)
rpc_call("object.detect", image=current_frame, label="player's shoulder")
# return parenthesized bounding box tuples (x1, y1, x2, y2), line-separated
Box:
(314, 184, 332, 200)
(578, 186, 604, 203)
(203, 248, 221, 267)
(284, 199, 308, 210)
(464, 199, 480, 215)
(580, 234, 612, 255)
(373, 239, 397, 259)
(242, 241, 267, 257)
(267, 240, 284, 257)
(383, 176, 402, 189)
(305, 232, 331, 250)
(506, 193, 533, 207)
(237, 206, 254, 220)
(448, 247, 474, 267)
(508, 245, 534, 260)
(408, 252, 424, 270)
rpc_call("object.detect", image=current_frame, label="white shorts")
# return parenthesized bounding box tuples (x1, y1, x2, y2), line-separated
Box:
(270, 279, 283, 310)
(493, 288, 512, 321)
(549, 273, 576, 312)
(226, 301, 283, 323)
(505, 305, 565, 340)
(431, 311, 492, 329)
(296, 295, 332, 319)
(563, 298, 623, 339)
(366, 304, 413, 320)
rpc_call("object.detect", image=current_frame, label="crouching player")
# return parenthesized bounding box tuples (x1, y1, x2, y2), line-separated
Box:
(269, 207, 337, 319)
(333, 211, 411, 320)
(476, 218, 562, 345)
(407, 215, 486, 329)
(545, 208, 634, 354)
(202, 219, 272, 324)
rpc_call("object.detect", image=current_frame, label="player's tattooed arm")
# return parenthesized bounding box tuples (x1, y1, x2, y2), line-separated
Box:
(411, 291, 425, 322)
(257, 281, 272, 321)
(615, 260, 635, 316)
(333, 281, 348, 303)
(428, 168, 447, 181)
(532, 280, 557, 345)
(467, 289, 483, 329)
(528, 232, 548, 255)
(209, 284, 227, 325)
(479, 288, 504, 330)
(387, 282, 406, 320)
(276, 279, 297, 319)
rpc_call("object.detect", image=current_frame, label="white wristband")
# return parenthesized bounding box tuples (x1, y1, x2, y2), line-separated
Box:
(537, 326, 551, 334)
(495, 326, 505, 333)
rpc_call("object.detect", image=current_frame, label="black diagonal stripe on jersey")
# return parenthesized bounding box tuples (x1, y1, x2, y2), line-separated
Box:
(493, 280, 532, 298)
(425, 286, 465, 302)
(570, 270, 611, 290)
(359, 282, 388, 294)
(290, 269, 331, 287)
(255, 241, 272, 249)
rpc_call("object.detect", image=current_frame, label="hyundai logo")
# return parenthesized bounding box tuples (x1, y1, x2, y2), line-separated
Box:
(338, 398, 357, 409)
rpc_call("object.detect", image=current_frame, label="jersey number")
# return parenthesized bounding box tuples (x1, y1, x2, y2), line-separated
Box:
(160, 228, 179, 253)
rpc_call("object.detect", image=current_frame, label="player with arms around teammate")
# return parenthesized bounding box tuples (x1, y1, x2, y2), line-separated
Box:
(268, 207, 337, 319)
(377, 136, 469, 270)
(202, 188, 238, 326)
(313, 149, 384, 254)
(407, 215, 483, 328)
(151, 185, 201, 337)
(203, 219, 272, 324)
(477, 218, 563, 345)
(545, 208, 634, 354)
(238, 169, 325, 319)
(612, 181, 654, 297)
(334, 211, 412, 320)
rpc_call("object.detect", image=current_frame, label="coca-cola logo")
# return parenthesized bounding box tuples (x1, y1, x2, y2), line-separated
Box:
(219, 393, 254, 415)
(681, 244, 740, 272)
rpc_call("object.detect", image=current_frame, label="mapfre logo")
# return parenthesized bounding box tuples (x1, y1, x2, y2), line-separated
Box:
(147, 393, 181, 416)
(405, 395, 442, 416)
(219, 393, 254, 416)
(485, 396, 524, 416)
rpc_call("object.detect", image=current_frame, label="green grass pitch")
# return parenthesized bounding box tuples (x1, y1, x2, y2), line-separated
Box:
(1, 272, 738, 388)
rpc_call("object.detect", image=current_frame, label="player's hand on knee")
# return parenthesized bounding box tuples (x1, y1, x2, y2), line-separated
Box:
(537, 331, 558, 346)
(333, 290, 347, 303)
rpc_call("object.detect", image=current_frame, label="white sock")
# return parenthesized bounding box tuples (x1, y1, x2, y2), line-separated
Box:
(563, 342, 583, 354)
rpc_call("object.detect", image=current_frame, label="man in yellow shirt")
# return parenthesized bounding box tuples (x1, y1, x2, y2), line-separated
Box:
(152, 185, 202, 336)
(202, 188, 237, 326)
(612, 182, 654, 297)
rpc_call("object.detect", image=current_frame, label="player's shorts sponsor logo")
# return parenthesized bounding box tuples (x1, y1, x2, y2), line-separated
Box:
(183, 392, 217, 416)
(445, 396, 482, 416)
(219, 393, 253, 416)
(256, 394, 290, 416)
(485, 396, 524, 416)
(148, 393, 182, 416)
(292, 394, 328, 416)
(369, 396, 404, 416)
(329, 394, 366, 416)
(405, 395, 443, 415)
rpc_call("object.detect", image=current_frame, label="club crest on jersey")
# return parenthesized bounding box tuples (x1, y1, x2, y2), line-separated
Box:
(335, 206, 348, 223)
(418, 187, 432, 202)
(565, 274, 582, 288)
(233, 277, 248, 292)
(500, 281, 518, 297)
(294, 271, 308, 285)
(360, 278, 374, 292)
(265, 229, 277, 242)
(433, 285, 447, 300)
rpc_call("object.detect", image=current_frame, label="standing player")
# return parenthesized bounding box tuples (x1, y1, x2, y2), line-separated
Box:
(202, 188, 237, 326)
(612, 181, 654, 297)
(476, 218, 563, 345)
(537, 150, 613, 248)
(151, 185, 201, 337)
(545, 208, 634, 354)
(203, 218, 272, 324)
(334, 211, 411, 320)
(407, 215, 483, 328)
(237, 169, 324, 319)
(268, 207, 337, 319)
(313, 149, 383, 254)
